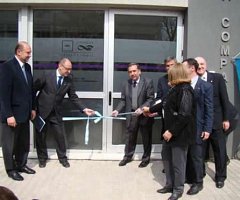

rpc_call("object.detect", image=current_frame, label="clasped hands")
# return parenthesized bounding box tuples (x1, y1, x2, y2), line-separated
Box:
(112, 107, 158, 118)
(111, 108, 143, 117)
(142, 107, 158, 117)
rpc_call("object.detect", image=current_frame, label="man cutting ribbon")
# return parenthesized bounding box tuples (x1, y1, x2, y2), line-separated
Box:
(33, 58, 95, 168)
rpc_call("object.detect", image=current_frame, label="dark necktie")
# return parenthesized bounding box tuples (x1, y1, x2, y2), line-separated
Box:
(133, 81, 137, 87)
(22, 64, 28, 83)
(57, 76, 63, 88)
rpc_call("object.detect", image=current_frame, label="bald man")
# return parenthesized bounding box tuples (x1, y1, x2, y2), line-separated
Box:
(33, 58, 94, 168)
(195, 56, 230, 189)
(0, 41, 36, 181)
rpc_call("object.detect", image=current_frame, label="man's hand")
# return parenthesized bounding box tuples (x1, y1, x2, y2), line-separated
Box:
(148, 112, 158, 117)
(112, 110, 119, 117)
(163, 130, 173, 142)
(201, 131, 210, 140)
(134, 108, 143, 116)
(223, 121, 230, 131)
(31, 110, 36, 120)
(83, 108, 95, 116)
(7, 116, 17, 127)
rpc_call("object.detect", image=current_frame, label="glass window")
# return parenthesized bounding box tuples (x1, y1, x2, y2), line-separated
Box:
(46, 99, 103, 150)
(0, 10, 18, 63)
(114, 15, 177, 92)
(33, 10, 104, 91)
(0, 10, 18, 147)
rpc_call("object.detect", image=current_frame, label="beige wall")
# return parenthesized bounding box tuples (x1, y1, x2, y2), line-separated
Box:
(0, 0, 188, 9)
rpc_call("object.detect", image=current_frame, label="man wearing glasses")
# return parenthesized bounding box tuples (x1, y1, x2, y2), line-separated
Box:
(33, 58, 94, 168)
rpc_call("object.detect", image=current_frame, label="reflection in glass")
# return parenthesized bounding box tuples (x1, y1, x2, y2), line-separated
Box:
(34, 99, 103, 150)
(0, 10, 18, 63)
(33, 10, 104, 91)
(114, 15, 177, 92)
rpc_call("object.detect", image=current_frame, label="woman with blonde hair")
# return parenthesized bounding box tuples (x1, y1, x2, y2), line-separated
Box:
(143, 63, 196, 200)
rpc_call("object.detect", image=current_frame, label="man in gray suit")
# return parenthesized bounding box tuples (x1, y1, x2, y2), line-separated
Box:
(112, 63, 154, 168)
(33, 58, 94, 168)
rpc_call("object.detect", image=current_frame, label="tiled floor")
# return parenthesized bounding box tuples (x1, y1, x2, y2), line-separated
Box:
(0, 158, 240, 200)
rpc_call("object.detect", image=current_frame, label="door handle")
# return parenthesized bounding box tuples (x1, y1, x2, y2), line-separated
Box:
(109, 91, 112, 106)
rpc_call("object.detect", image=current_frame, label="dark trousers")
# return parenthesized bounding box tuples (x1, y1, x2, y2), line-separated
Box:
(162, 143, 188, 194)
(186, 143, 204, 184)
(1, 122, 30, 172)
(203, 128, 227, 182)
(124, 116, 152, 161)
(36, 112, 67, 162)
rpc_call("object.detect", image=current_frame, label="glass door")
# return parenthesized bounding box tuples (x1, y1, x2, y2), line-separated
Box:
(106, 10, 184, 155)
(32, 10, 106, 154)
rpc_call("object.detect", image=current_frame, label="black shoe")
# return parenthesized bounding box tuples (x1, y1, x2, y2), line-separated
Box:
(138, 160, 149, 168)
(157, 187, 173, 194)
(216, 181, 224, 188)
(227, 158, 230, 165)
(162, 169, 165, 173)
(168, 193, 182, 200)
(187, 183, 203, 195)
(19, 165, 36, 174)
(60, 160, 70, 168)
(119, 158, 132, 166)
(8, 171, 24, 181)
(39, 160, 46, 168)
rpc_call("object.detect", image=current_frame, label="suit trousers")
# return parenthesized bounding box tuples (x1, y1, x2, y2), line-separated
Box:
(124, 116, 152, 161)
(36, 111, 67, 162)
(1, 122, 30, 172)
(203, 128, 227, 182)
(162, 142, 188, 194)
(186, 143, 204, 184)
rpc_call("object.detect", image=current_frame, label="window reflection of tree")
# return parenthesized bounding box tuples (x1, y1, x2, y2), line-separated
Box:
(160, 17, 177, 41)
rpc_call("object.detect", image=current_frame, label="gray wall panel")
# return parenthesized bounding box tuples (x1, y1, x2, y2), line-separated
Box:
(187, 0, 240, 157)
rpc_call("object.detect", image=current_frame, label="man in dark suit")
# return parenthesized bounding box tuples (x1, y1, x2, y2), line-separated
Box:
(183, 58, 213, 195)
(196, 56, 230, 188)
(33, 58, 94, 168)
(112, 63, 154, 168)
(156, 56, 177, 101)
(0, 41, 36, 181)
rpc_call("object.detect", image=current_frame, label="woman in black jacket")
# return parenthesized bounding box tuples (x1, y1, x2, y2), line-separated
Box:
(143, 63, 196, 200)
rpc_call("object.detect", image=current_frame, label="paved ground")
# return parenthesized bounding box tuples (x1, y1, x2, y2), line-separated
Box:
(0, 158, 240, 200)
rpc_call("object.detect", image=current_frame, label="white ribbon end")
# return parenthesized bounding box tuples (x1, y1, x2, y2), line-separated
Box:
(94, 111, 103, 123)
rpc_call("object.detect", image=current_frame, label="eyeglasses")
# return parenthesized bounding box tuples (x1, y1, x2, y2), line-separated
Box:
(61, 64, 72, 71)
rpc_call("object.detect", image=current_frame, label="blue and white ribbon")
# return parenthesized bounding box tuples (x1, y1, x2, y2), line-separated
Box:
(62, 111, 159, 145)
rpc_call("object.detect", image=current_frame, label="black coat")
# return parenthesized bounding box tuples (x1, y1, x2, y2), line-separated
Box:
(207, 72, 229, 129)
(150, 83, 196, 146)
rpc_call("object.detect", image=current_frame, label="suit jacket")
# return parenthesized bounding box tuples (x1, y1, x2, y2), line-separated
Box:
(0, 57, 34, 123)
(194, 77, 213, 144)
(156, 74, 170, 100)
(224, 101, 239, 135)
(33, 70, 85, 121)
(207, 72, 229, 129)
(115, 76, 154, 127)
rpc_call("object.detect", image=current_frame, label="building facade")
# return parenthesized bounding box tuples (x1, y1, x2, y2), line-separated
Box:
(0, 0, 239, 159)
